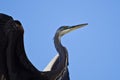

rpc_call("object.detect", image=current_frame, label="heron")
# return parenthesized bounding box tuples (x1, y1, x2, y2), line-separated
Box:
(42, 23, 88, 80)
(0, 13, 88, 80)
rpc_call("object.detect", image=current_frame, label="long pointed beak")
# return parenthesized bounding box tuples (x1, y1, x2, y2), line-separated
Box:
(69, 23, 88, 31)
(59, 23, 88, 37)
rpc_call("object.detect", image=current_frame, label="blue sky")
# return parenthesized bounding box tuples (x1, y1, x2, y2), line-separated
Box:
(1, 0, 120, 80)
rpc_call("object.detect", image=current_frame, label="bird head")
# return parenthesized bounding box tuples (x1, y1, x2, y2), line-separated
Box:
(56, 23, 88, 37)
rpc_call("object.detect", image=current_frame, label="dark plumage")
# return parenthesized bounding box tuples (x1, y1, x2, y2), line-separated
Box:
(0, 13, 87, 80)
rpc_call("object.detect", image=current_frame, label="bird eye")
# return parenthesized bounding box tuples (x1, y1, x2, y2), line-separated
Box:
(63, 26, 68, 29)
(57, 26, 68, 31)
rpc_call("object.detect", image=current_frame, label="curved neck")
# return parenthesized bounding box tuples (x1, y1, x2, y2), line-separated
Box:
(51, 33, 68, 79)
(54, 34, 63, 54)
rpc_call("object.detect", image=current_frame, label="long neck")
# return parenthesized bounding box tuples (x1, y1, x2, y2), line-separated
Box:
(43, 33, 68, 80)
(54, 33, 68, 61)
(52, 33, 68, 79)
(54, 34, 64, 54)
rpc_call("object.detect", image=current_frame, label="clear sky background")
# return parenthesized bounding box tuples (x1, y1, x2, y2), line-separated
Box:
(1, 0, 120, 80)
